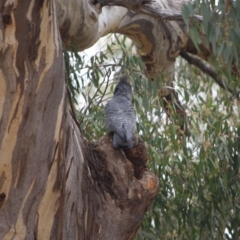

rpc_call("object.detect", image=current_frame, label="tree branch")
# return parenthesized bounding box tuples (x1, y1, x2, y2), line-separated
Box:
(97, 0, 203, 22)
(180, 51, 240, 98)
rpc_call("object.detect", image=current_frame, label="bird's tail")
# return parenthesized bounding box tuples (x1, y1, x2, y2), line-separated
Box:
(118, 124, 132, 142)
(113, 133, 133, 149)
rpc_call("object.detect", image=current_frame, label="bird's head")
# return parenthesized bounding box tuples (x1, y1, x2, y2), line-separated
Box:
(114, 75, 133, 100)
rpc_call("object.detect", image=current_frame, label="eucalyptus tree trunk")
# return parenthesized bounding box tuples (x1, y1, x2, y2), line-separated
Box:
(0, 0, 158, 239)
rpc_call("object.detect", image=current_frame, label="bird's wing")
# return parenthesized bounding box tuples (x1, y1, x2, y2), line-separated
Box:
(105, 99, 135, 141)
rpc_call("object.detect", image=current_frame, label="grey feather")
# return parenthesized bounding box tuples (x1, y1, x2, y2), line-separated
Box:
(104, 75, 136, 149)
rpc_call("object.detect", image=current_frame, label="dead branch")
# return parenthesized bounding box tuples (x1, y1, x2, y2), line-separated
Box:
(180, 51, 240, 98)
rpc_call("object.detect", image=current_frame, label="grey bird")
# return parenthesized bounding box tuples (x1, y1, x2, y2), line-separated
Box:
(104, 75, 136, 149)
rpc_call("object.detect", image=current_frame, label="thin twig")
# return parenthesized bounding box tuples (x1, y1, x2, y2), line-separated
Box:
(79, 72, 111, 125)
(180, 51, 240, 98)
(81, 71, 112, 131)
(96, 69, 111, 106)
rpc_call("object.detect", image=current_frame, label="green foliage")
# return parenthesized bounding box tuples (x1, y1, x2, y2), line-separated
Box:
(136, 63, 240, 239)
(182, 0, 240, 79)
(65, 6, 240, 237)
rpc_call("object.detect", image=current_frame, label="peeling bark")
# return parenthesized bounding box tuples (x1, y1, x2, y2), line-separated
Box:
(0, 0, 158, 239)
(0, 0, 65, 238)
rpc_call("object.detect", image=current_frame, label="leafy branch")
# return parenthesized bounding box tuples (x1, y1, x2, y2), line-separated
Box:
(180, 51, 240, 99)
